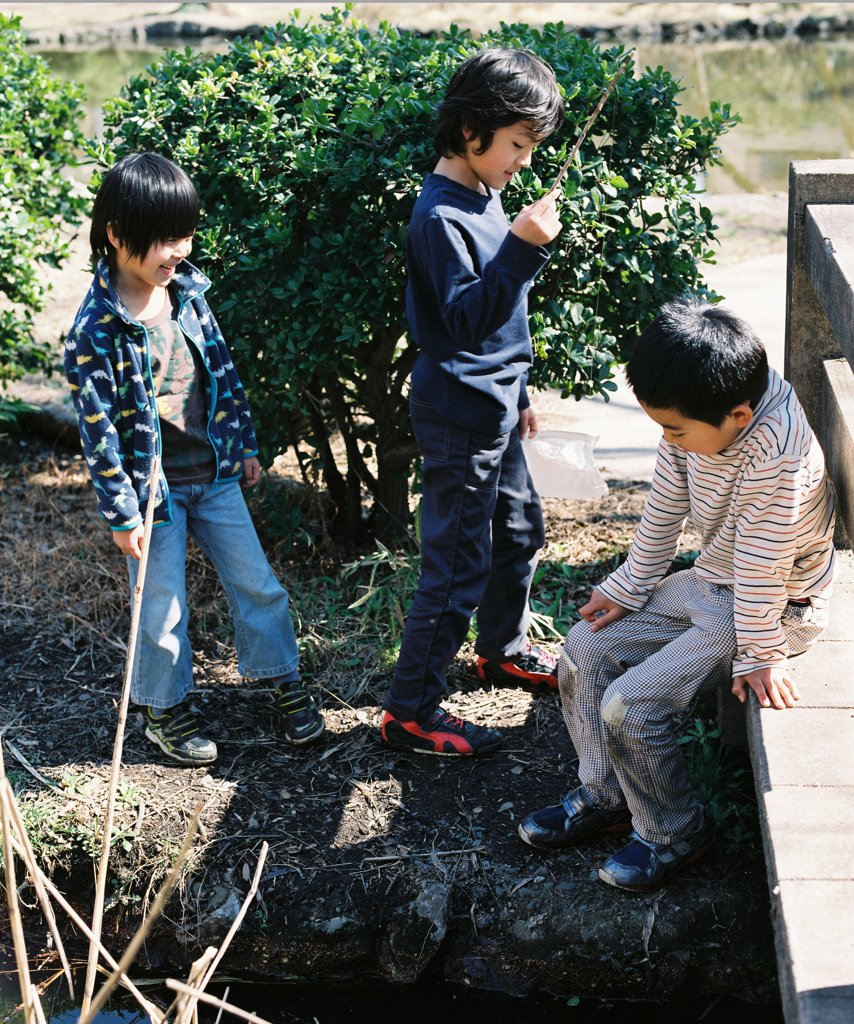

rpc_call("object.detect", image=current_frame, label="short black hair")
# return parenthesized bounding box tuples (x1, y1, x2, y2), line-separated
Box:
(433, 48, 564, 158)
(90, 152, 199, 271)
(625, 298, 769, 426)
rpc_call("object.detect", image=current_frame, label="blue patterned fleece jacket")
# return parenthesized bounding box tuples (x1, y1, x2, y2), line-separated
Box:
(64, 258, 258, 531)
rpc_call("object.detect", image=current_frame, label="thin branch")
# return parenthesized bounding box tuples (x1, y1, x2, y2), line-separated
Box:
(161, 842, 270, 1024)
(81, 456, 161, 1019)
(0, 779, 41, 1024)
(548, 50, 635, 196)
(164, 981, 275, 1024)
(7, 832, 162, 1021)
(78, 801, 202, 1024)
(3, 741, 61, 792)
(198, 842, 269, 990)
(2, 775, 74, 998)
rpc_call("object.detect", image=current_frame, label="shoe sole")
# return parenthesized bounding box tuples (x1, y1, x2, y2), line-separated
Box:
(597, 836, 716, 891)
(281, 719, 326, 746)
(476, 661, 558, 690)
(381, 732, 503, 756)
(517, 819, 632, 850)
(144, 726, 217, 766)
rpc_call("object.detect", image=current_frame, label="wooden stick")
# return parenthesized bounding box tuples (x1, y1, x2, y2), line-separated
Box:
(0, 779, 41, 1024)
(3, 741, 60, 792)
(165, 981, 275, 1024)
(78, 800, 201, 1024)
(198, 843, 269, 990)
(548, 50, 634, 196)
(1, 769, 75, 999)
(7, 832, 162, 1021)
(161, 842, 270, 1024)
(174, 947, 218, 1024)
(80, 455, 161, 1019)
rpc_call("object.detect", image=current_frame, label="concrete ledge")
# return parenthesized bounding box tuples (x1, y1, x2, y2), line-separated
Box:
(747, 550, 854, 1024)
(805, 205, 854, 370)
(822, 358, 854, 544)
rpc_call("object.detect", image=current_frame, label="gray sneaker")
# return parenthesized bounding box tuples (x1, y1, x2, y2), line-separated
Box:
(145, 703, 218, 766)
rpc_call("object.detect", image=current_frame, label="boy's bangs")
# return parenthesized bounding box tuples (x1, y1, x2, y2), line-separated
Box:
(509, 75, 565, 138)
(123, 177, 200, 259)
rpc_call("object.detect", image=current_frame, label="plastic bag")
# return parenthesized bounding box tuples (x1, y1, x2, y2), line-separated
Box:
(522, 430, 609, 501)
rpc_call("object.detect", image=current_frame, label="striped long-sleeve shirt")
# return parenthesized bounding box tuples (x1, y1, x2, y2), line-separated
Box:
(599, 368, 836, 676)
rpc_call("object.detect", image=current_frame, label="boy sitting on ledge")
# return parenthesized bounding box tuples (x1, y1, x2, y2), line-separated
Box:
(519, 298, 836, 890)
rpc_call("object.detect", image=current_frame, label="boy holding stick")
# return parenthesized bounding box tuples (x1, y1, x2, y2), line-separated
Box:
(381, 49, 566, 755)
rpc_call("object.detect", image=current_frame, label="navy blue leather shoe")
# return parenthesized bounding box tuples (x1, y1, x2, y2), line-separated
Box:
(598, 817, 716, 891)
(518, 786, 632, 850)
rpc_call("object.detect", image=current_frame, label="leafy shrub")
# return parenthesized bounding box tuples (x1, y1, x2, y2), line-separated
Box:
(0, 15, 87, 385)
(92, 6, 738, 539)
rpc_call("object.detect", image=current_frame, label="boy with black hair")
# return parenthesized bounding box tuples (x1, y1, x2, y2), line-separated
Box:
(65, 151, 324, 765)
(380, 48, 566, 756)
(519, 298, 836, 889)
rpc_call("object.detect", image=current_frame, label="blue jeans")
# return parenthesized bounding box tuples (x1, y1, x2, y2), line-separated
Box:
(384, 393, 545, 722)
(127, 480, 300, 709)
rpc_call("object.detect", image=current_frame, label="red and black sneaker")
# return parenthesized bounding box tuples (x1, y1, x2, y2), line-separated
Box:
(381, 708, 504, 756)
(476, 642, 558, 689)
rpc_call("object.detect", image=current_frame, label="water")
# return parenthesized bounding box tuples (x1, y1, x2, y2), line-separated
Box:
(37, 36, 854, 194)
(2, 970, 784, 1024)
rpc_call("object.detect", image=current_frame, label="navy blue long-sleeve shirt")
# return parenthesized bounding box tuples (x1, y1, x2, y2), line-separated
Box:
(406, 173, 551, 433)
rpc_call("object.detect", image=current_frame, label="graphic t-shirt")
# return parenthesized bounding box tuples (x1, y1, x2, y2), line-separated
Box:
(142, 289, 216, 485)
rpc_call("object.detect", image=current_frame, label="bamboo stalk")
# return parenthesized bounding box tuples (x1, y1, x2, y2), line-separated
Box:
(162, 842, 269, 1024)
(174, 948, 217, 1024)
(8, 832, 162, 1022)
(548, 50, 635, 196)
(1, 767, 75, 999)
(77, 801, 201, 1024)
(80, 455, 161, 1019)
(165, 981, 275, 1024)
(0, 778, 40, 1024)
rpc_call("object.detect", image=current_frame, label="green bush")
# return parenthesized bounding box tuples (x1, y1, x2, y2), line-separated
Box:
(0, 15, 88, 385)
(92, 6, 737, 540)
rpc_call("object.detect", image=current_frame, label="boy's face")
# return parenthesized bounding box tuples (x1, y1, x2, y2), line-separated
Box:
(463, 120, 543, 191)
(107, 226, 194, 292)
(640, 402, 754, 456)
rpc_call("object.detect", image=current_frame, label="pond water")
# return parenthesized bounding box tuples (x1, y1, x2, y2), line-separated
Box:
(2, 969, 785, 1024)
(38, 35, 854, 194)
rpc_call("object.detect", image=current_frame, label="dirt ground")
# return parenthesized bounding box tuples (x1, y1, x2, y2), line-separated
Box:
(0, 3, 792, 1010)
(0, 421, 779, 1011)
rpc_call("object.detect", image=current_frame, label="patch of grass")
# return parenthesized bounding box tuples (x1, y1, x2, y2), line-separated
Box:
(340, 541, 421, 668)
(679, 716, 760, 853)
(529, 559, 590, 638)
(7, 771, 149, 876)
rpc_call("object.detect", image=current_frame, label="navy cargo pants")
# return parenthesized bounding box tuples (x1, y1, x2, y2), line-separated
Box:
(383, 392, 545, 723)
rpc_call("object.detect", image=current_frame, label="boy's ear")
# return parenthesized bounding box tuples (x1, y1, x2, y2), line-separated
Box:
(730, 403, 754, 428)
(105, 222, 120, 249)
(461, 125, 473, 142)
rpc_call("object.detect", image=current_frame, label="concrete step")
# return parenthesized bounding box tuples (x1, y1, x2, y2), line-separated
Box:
(747, 549, 854, 1024)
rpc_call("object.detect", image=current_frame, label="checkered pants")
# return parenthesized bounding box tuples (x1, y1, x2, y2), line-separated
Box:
(559, 568, 827, 844)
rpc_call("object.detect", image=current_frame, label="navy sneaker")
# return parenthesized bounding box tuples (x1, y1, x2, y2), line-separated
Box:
(476, 642, 558, 689)
(273, 679, 325, 746)
(598, 817, 716, 891)
(145, 702, 217, 766)
(518, 785, 632, 850)
(381, 708, 504, 756)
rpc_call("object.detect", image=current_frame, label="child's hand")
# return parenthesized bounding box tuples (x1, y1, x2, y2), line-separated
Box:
(519, 405, 538, 439)
(578, 588, 630, 633)
(243, 456, 262, 488)
(112, 525, 145, 561)
(732, 665, 800, 710)
(510, 193, 562, 246)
